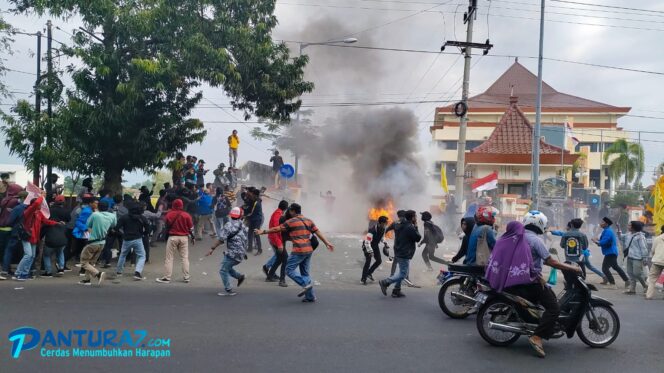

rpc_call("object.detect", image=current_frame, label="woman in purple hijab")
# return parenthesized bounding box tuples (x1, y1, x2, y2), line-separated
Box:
(485, 221, 536, 292)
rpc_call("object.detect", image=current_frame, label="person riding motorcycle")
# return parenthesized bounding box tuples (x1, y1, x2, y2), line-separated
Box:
(499, 211, 581, 358)
(464, 206, 497, 265)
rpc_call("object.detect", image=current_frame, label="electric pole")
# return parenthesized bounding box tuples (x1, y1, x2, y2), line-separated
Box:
(441, 0, 492, 213)
(46, 20, 53, 187)
(531, 0, 545, 210)
(32, 31, 42, 186)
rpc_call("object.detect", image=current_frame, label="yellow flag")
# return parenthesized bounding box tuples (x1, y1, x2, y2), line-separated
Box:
(441, 163, 449, 194)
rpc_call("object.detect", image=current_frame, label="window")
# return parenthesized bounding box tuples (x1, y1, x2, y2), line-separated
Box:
(466, 141, 484, 150)
(438, 141, 458, 150)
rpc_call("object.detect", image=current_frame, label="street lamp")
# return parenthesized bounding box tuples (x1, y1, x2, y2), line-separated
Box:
(292, 37, 358, 183)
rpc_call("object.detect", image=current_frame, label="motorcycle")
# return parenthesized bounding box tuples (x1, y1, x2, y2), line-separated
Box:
(437, 264, 487, 319)
(474, 267, 620, 348)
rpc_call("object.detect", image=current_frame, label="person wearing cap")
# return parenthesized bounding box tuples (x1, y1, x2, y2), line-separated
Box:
(419, 211, 446, 271)
(42, 195, 71, 277)
(156, 198, 194, 284)
(593, 217, 629, 289)
(620, 221, 649, 294)
(78, 200, 116, 286)
(207, 207, 247, 296)
(1, 189, 28, 277)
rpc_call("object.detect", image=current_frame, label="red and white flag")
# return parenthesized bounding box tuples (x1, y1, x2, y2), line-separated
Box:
(472, 172, 498, 193)
(564, 120, 579, 148)
(25, 182, 50, 219)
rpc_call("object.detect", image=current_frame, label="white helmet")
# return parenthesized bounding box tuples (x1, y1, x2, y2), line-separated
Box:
(523, 210, 548, 234)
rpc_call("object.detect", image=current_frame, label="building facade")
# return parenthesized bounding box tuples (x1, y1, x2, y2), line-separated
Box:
(430, 60, 631, 198)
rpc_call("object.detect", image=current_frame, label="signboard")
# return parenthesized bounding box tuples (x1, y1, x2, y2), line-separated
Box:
(540, 177, 567, 200)
(279, 164, 295, 179)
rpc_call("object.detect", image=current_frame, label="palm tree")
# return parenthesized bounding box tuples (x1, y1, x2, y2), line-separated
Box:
(603, 139, 644, 188)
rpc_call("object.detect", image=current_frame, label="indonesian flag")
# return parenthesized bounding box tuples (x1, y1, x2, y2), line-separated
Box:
(472, 172, 498, 193)
(564, 119, 580, 148)
(25, 182, 50, 219)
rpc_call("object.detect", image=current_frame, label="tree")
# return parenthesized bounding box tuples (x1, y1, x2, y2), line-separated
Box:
(0, 16, 13, 98)
(9, 0, 313, 193)
(603, 139, 644, 189)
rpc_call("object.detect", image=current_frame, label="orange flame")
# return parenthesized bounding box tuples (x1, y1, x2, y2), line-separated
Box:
(368, 200, 396, 238)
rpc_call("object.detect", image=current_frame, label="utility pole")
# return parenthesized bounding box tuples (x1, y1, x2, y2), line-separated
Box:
(32, 31, 42, 186)
(531, 0, 545, 210)
(441, 0, 492, 213)
(46, 20, 53, 188)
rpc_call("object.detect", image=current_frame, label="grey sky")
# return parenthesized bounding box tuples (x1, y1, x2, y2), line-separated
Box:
(1, 0, 663, 185)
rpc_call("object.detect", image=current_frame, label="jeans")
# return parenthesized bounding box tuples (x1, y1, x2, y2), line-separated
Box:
(267, 244, 288, 281)
(229, 148, 238, 168)
(286, 253, 314, 300)
(265, 253, 277, 268)
(602, 254, 628, 285)
(43, 245, 65, 274)
(421, 244, 446, 269)
(15, 241, 36, 277)
(2, 234, 19, 272)
(625, 258, 647, 291)
(117, 238, 146, 275)
(581, 255, 605, 279)
(362, 245, 382, 281)
(385, 257, 409, 290)
(505, 283, 560, 339)
(220, 255, 243, 291)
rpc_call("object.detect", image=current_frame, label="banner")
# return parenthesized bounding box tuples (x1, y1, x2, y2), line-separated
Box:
(440, 163, 449, 194)
(25, 182, 50, 219)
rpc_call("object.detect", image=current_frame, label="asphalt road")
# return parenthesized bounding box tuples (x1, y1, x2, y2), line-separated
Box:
(1, 234, 662, 372)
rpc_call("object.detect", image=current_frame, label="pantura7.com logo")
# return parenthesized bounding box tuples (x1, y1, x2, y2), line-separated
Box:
(8, 327, 172, 359)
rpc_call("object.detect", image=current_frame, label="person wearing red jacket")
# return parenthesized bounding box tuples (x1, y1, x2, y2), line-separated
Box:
(265, 200, 289, 286)
(14, 195, 58, 280)
(156, 198, 194, 284)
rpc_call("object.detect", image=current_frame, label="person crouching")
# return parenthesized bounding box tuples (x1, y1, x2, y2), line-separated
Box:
(207, 207, 247, 296)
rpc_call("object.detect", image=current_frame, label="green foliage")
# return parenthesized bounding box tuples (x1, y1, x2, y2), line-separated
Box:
(8, 0, 313, 192)
(603, 139, 644, 189)
(610, 190, 643, 208)
(0, 16, 13, 98)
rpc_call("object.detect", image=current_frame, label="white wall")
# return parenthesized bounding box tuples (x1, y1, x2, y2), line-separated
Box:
(0, 164, 31, 187)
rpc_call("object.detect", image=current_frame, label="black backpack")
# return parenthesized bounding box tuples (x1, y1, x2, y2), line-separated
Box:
(431, 223, 444, 244)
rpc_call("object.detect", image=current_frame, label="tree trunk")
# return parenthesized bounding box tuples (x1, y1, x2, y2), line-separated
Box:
(103, 166, 123, 196)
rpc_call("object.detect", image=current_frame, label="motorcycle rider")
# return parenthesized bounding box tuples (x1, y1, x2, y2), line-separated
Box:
(464, 206, 497, 265)
(506, 211, 581, 358)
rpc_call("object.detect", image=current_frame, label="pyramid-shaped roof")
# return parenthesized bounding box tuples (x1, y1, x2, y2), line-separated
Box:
(442, 60, 628, 111)
(465, 97, 579, 165)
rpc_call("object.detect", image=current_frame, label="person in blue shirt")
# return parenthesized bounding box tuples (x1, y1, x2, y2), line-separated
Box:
(195, 187, 214, 240)
(99, 190, 115, 210)
(593, 217, 628, 289)
(72, 195, 95, 265)
(464, 206, 496, 265)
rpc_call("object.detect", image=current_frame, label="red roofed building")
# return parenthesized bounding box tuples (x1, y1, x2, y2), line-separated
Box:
(431, 59, 631, 198)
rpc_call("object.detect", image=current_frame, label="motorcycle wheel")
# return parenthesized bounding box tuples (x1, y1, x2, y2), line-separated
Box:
(576, 305, 620, 348)
(438, 278, 473, 319)
(476, 298, 521, 347)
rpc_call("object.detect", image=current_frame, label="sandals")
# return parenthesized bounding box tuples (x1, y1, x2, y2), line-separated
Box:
(528, 337, 546, 358)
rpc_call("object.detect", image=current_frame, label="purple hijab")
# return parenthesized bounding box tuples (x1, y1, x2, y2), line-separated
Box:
(485, 221, 536, 292)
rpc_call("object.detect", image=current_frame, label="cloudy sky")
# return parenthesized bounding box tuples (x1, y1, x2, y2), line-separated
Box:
(1, 0, 663, 185)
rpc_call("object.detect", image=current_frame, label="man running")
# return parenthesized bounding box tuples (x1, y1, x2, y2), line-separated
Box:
(78, 200, 117, 286)
(256, 203, 334, 303)
(379, 210, 421, 298)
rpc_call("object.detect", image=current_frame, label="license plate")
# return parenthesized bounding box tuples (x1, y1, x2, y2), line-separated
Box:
(475, 293, 488, 304)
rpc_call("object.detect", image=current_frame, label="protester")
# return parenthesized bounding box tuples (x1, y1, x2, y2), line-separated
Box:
(78, 200, 116, 286)
(72, 194, 95, 265)
(169, 153, 186, 187)
(77, 177, 95, 202)
(0, 173, 10, 199)
(265, 200, 289, 286)
(419, 211, 446, 271)
(379, 210, 420, 298)
(452, 217, 476, 263)
(0, 184, 24, 278)
(156, 198, 194, 284)
(139, 185, 156, 213)
(464, 207, 497, 265)
(213, 163, 228, 190)
(256, 203, 334, 303)
(212, 187, 232, 238)
(195, 187, 214, 240)
(99, 190, 115, 210)
(593, 217, 629, 289)
(14, 195, 59, 281)
(620, 221, 649, 294)
(646, 226, 664, 300)
(100, 194, 127, 268)
(361, 215, 388, 285)
(196, 159, 208, 188)
(244, 187, 263, 255)
(207, 207, 247, 296)
(560, 219, 588, 269)
(42, 195, 71, 277)
(115, 202, 150, 280)
(269, 150, 284, 188)
(228, 130, 240, 168)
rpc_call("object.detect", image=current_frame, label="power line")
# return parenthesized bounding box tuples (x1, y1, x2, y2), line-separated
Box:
(551, 0, 664, 15)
